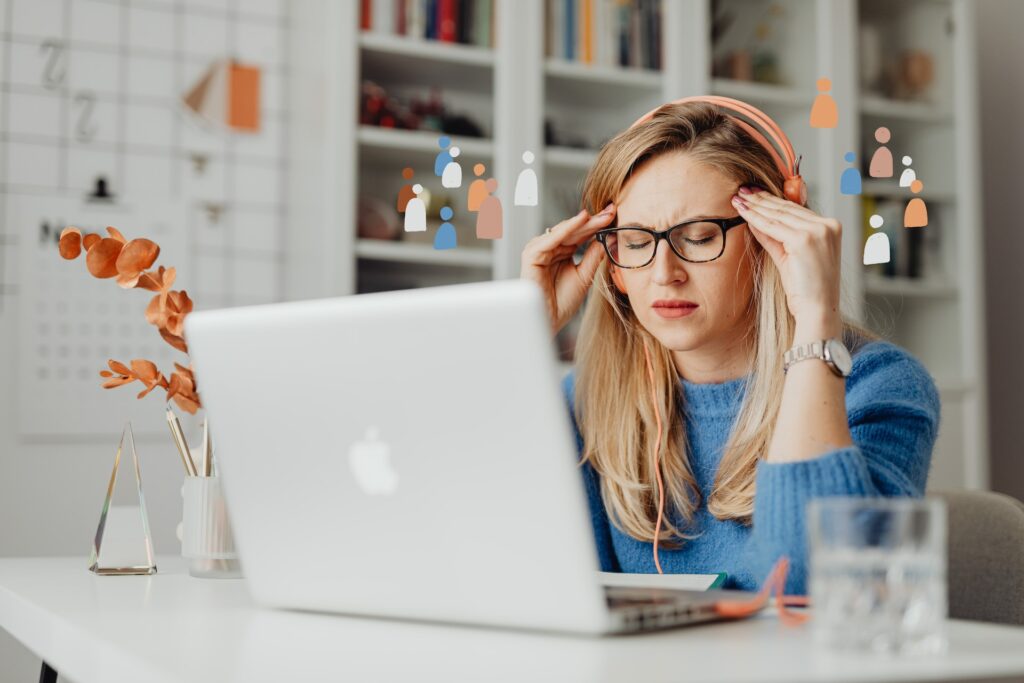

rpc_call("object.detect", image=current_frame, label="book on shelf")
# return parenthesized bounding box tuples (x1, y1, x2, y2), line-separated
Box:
(361, 0, 494, 47)
(545, 0, 661, 71)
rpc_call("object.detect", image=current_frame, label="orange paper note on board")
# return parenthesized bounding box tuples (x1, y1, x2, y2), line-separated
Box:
(228, 62, 260, 132)
(183, 59, 261, 133)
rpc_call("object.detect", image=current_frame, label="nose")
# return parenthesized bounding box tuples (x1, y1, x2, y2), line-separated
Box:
(649, 236, 689, 286)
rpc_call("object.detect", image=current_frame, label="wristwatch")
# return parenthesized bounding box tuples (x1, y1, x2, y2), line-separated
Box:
(783, 338, 853, 377)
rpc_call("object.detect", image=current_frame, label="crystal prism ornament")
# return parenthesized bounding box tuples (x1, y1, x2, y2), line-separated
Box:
(88, 422, 158, 575)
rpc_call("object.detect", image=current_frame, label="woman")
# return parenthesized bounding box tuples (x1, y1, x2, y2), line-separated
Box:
(519, 99, 940, 595)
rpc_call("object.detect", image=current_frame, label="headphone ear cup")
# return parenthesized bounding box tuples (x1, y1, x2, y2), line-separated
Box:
(784, 176, 808, 206)
(610, 264, 628, 295)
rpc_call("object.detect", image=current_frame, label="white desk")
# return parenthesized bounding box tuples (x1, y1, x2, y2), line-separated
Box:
(3, 556, 1024, 683)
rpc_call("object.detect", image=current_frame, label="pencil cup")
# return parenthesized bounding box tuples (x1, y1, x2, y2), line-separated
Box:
(181, 475, 243, 579)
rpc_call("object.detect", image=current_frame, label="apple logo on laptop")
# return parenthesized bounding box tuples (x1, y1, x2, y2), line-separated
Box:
(348, 426, 398, 495)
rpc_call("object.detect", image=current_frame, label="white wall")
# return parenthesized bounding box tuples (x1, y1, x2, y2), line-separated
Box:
(0, 0, 289, 679)
(977, 0, 1024, 504)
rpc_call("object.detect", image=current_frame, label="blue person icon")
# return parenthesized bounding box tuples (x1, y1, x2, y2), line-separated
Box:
(434, 206, 457, 250)
(840, 151, 862, 195)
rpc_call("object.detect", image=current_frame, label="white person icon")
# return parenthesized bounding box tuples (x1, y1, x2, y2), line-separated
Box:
(404, 183, 427, 232)
(863, 213, 891, 265)
(514, 150, 538, 206)
(441, 147, 463, 188)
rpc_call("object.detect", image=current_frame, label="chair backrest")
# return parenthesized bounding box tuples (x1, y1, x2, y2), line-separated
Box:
(933, 489, 1024, 625)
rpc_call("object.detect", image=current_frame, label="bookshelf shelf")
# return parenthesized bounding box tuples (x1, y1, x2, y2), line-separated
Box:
(359, 32, 495, 92)
(860, 179, 956, 203)
(358, 126, 494, 164)
(860, 93, 954, 123)
(359, 31, 495, 66)
(355, 238, 493, 268)
(544, 58, 661, 89)
(710, 78, 816, 108)
(863, 273, 958, 299)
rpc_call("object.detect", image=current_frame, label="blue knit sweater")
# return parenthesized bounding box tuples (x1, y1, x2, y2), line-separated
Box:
(561, 339, 941, 595)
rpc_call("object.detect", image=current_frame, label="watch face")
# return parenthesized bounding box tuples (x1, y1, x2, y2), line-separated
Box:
(826, 339, 853, 376)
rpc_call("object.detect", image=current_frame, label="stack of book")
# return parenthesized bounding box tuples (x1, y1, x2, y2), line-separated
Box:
(545, 0, 662, 71)
(360, 0, 495, 47)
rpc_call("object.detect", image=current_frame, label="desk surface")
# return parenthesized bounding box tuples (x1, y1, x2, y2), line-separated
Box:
(3, 556, 1024, 683)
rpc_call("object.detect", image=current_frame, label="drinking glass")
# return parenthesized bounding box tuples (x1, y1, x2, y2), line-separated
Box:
(807, 496, 947, 655)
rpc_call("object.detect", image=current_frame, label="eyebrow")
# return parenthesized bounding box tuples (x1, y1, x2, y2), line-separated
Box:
(615, 214, 731, 230)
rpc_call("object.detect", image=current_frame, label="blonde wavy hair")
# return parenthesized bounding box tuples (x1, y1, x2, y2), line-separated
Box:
(573, 101, 876, 546)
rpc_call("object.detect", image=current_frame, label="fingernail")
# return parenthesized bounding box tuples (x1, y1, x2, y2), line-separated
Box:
(732, 195, 748, 209)
(599, 202, 615, 214)
(738, 186, 754, 195)
(578, 209, 587, 217)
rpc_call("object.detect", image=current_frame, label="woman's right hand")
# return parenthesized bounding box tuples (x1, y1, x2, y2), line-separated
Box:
(520, 202, 617, 335)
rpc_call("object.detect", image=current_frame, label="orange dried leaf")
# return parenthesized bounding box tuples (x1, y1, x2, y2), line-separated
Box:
(106, 226, 127, 243)
(86, 238, 123, 278)
(130, 359, 160, 382)
(83, 233, 101, 249)
(107, 359, 131, 376)
(160, 327, 188, 353)
(145, 294, 166, 326)
(115, 238, 160, 287)
(171, 391, 201, 414)
(102, 377, 135, 389)
(136, 271, 162, 291)
(116, 271, 142, 288)
(58, 227, 82, 259)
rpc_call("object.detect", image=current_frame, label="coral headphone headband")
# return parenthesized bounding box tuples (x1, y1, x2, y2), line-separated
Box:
(628, 95, 806, 204)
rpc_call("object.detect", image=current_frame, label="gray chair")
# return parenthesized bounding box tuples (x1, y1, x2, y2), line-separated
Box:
(933, 489, 1024, 625)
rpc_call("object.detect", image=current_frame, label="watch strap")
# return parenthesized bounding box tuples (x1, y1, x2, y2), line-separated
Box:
(783, 339, 827, 374)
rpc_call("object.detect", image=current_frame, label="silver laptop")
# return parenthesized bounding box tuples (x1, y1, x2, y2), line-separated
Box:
(184, 278, 759, 635)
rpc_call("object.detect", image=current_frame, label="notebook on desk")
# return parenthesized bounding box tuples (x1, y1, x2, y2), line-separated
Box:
(599, 572, 728, 591)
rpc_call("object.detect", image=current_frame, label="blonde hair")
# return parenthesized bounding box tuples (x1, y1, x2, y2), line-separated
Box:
(573, 101, 875, 546)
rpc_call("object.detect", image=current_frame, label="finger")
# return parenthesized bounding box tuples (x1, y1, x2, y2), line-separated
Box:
(733, 196, 812, 241)
(748, 223, 785, 263)
(574, 239, 606, 285)
(527, 205, 616, 255)
(740, 188, 822, 225)
(741, 195, 819, 233)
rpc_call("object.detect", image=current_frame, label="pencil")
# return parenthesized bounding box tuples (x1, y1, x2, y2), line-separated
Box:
(201, 419, 212, 477)
(166, 407, 198, 477)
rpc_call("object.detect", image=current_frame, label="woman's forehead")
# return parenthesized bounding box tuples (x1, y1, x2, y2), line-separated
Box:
(616, 154, 738, 226)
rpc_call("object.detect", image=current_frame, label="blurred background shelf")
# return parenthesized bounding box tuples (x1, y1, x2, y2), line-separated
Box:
(860, 94, 954, 123)
(863, 273, 958, 299)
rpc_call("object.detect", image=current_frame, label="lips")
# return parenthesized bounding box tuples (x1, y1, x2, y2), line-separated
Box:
(652, 300, 698, 309)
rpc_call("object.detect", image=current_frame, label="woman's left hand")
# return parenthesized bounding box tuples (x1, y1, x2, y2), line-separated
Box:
(731, 185, 843, 329)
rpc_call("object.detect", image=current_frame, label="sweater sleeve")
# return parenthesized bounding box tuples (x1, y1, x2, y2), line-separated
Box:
(561, 370, 622, 572)
(738, 341, 941, 595)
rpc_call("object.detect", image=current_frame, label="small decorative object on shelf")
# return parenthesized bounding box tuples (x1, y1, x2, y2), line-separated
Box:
(88, 422, 157, 576)
(359, 79, 486, 137)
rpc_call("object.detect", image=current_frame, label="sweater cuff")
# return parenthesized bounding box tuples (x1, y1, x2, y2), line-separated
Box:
(753, 446, 872, 543)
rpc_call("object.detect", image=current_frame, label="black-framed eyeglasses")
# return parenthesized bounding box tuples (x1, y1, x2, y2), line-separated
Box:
(595, 215, 747, 268)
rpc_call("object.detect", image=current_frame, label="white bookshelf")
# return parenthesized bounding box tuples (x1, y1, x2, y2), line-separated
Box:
(286, 0, 988, 491)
